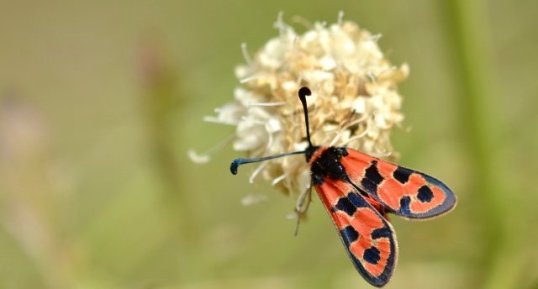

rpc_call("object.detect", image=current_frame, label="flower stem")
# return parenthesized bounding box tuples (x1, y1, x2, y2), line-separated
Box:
(138, 39, 196, 238)
(441, 1, 519, 288)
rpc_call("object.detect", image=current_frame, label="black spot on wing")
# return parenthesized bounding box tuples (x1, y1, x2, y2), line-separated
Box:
(371, 227, 392, 239)
(420, 172, 458, 217)
(417, 185, 434, 202)
(363, 246, 381, 264)
(335, 197, 357, 216)
(393, 166, 411, 184)
(347, 253, 391, 287)
(341, 226, 359, 247)
(347, 192, 369, 208)
(399, 196, 411, 215)
(361, 161, 384, 194)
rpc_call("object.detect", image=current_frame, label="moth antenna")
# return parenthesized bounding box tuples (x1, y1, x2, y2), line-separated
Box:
(230, 150, 305, 175)
(298, 87, 313, 148)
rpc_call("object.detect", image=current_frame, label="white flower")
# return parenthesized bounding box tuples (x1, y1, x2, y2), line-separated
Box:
(200, 14, 408, 197)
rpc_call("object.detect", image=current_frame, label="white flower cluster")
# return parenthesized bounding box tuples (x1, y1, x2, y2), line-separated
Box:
(198, 14, 408, 197)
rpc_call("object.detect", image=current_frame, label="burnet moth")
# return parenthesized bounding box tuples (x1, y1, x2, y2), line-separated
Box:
(230, 87, 456, 287)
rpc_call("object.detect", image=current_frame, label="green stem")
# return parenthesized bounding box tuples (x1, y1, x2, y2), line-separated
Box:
(441, 1, 517, 288)
(138, 40, 196, 238)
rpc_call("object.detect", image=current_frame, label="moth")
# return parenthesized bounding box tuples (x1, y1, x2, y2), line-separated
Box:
(230, 87, 456, 287)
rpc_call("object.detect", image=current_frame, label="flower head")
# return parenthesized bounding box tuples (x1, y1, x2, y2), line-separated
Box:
(203, 14, 408, 196)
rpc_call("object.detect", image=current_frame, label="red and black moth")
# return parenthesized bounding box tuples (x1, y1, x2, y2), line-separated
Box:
(230, 87, 456, 287)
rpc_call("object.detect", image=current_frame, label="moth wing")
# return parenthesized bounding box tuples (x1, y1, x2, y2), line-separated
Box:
(340, 149, 457, 219)
(314, 179, 397, 287)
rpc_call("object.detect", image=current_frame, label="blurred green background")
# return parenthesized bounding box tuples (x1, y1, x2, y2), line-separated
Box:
(1, 0, 537, 288)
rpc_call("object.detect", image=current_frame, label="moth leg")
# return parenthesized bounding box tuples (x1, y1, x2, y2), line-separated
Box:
(294, 184, 313, 236)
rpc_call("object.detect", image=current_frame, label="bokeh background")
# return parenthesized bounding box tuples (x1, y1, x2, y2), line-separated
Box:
(1, 0, 537, 288)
